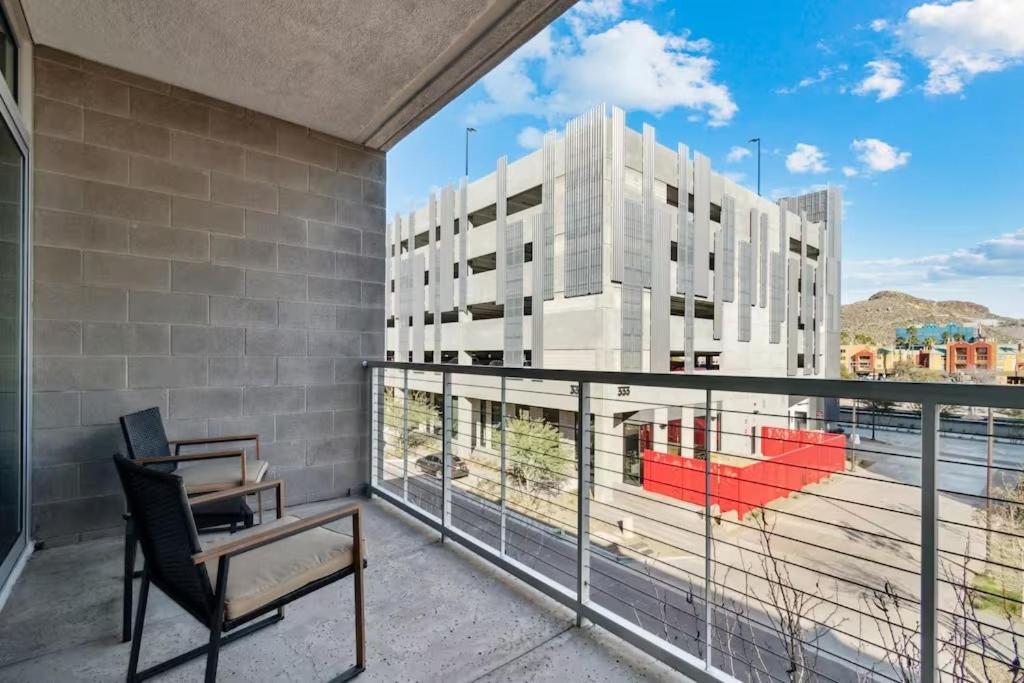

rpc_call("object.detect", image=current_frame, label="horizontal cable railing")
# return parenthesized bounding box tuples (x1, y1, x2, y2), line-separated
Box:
(366, 360, 1024, 683)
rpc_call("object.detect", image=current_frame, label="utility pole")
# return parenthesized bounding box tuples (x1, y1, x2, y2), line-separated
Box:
(748, 137, 761, 196)
(464, 127, 476, 177)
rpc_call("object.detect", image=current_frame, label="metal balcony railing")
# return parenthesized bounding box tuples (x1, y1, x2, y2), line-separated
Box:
(363, 360, 1024, 683)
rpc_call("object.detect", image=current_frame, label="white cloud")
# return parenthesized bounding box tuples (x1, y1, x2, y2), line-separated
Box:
(467, 20, 737, 127)
(844, 227, 1024, 315)
(785, 143, 829, 174)
(516, 126, 548, 150)
(466, 29, 554, 125)
(853, 59, 905, 101)
(870, 18, 890, 32)
(566, 0, 624, 37)
(721, 171, 747, 184)
(842, 166, 859, 177)
(896, 0, 1024, 95)
(725, 146, 750, 163)
(851, 138, 910, 172)
(775, 67, 833, 95)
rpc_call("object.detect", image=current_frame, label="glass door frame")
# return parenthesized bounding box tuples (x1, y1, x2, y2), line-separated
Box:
(0, 50, 30, 592)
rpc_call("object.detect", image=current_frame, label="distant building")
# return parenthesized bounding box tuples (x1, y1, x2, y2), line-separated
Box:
(946, 340, 995, 374)
(841, 344, 894, 377)
(996, 344, 1019, 375)
(896, 323, 976, 345)
(841, 343, 944, 377)
(387, 105, 843, 499)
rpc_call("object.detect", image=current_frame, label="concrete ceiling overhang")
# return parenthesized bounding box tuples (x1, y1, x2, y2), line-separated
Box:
(21, 0, 576, 150)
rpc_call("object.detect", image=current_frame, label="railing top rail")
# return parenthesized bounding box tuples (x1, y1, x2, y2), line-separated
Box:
(363, 360, 1024, 409)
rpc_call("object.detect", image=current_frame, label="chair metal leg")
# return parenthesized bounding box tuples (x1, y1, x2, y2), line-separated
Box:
(205, 556, 230, 683)
(345, 510, 365, 680)
(354, 558, 365, 669)
(127, 569, 149, 682)
(133, 614, 280, 681)
(122, 518, 137, 643)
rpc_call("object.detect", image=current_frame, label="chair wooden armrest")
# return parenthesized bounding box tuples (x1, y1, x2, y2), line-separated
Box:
(190, 480, 285, 518)
(192, 504, 361, 565)
(172, 434, 260, 457)
(136, 449, 246, 486)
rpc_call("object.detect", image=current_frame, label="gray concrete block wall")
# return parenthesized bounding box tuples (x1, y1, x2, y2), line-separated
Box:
(31, 47, 385, 545)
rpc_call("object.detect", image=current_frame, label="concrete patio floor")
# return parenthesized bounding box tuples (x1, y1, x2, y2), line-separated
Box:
(0, 497, 687, 682)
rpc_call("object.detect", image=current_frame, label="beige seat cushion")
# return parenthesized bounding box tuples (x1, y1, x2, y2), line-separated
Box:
(179, 458, 269, 494)
(204, 515, 361, 620)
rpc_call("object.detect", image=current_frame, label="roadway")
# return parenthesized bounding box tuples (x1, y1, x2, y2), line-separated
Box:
(378, 464, 869, 681)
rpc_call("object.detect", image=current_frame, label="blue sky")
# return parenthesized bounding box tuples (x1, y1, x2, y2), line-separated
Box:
(387, 0, 1024, 317)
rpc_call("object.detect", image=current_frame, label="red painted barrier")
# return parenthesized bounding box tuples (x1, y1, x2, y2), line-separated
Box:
(641, 427, 846, 518)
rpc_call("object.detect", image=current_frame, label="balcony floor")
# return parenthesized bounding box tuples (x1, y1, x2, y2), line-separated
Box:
(0, 497, 685, 682)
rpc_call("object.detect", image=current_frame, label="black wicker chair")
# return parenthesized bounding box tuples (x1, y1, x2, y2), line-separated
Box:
(114, 455, 366, 683)
(119, 407, 269, 642)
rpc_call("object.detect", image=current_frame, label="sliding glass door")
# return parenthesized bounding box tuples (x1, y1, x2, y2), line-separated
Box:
(0, 72, 26, 589)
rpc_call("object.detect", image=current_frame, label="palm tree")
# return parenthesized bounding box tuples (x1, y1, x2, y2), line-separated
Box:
(924, 336, 936, 350)
(941, 331, 952, 345)
(907, 326, 919, 349)
(879, 347, 891, 377)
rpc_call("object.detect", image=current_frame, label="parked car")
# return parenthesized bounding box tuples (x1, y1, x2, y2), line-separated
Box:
(415, 453, 469, 479)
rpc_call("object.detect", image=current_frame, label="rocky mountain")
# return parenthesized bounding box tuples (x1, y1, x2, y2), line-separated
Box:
(841, 290, 1024, 345)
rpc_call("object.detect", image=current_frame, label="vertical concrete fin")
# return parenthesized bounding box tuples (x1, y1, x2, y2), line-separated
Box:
(684, 287, 695, 374)
(530, 213, 544, 368)
(385, 220, 393, 322)
(397, 251, 407, 361)
(650, 206, 671, 372)
(458, 177, 469, 312)
(430, 192, 441, 358)
(611, 107, 625, 283)
(642, 122, 654, 288)
(676, 143, 690, 296)
(563, 104, 604, 298)
(412, 253, 425, 363)
(440, 184, 454, 312)
(693, 152, 710, 298)
(749, 208, 759, 307)
(769, 251, 782, 345)
(759, 212, 769, 308)
(542, 131, 556, 300)
(787, 255, 799, 375)
(621, 198, 643, 371)
(721, 194, 735, 303)
(496, 155, 507, 303)
(399, 211, 416, 361)
(504, 219, 524, 367)
(778, 202, 789, 256)
(738, 241, 752, 342)
(713, 230, 723, 341)
(814, 265, 823, 375)
(826, 185, 843, 378)
(427, 192, 437, 315)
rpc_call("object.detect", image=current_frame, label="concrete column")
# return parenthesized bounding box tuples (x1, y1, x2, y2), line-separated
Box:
(593, 413, 621, 503)
(456, 395, 472, 457)
(680, 406, 695, 456)
(653, 407, 669, 451)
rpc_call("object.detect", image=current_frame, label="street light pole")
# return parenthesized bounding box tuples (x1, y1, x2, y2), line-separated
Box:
(465, 127, 476, 177)
(748, 137, 761, 196)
